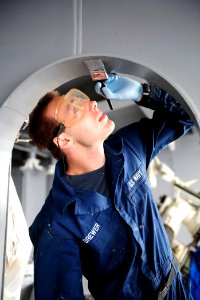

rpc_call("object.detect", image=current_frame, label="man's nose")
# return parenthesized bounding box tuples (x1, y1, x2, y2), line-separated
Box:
(89, 100, 97, 111)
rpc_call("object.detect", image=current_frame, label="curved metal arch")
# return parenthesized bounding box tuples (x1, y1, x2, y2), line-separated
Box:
(0, 53, 199, 294)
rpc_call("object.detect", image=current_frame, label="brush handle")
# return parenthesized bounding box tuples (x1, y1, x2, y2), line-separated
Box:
(106, 99, 113, 110)
(101, 82, 113, 110)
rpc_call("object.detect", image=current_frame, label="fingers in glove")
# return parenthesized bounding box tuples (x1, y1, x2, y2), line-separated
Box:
(101, 86, 114, 99)
(95, 82, 103, 95)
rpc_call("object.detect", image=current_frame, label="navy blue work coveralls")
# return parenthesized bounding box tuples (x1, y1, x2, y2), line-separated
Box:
(29, 84, 194, 300)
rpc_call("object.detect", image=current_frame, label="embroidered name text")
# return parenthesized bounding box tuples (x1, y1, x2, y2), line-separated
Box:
(82, 223, 101, 244)
(128, 169, 142, 188)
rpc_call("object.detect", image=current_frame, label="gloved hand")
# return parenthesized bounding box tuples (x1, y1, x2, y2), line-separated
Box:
(95, 73, 143, 101)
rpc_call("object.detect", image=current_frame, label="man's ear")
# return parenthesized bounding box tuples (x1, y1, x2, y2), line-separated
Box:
(53, 133, 73, 149)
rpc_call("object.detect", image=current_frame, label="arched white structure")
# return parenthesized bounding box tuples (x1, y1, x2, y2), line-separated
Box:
(0, 54, 199, 295)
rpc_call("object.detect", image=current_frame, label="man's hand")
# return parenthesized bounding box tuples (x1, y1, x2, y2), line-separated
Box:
(95, 73, 143, 101)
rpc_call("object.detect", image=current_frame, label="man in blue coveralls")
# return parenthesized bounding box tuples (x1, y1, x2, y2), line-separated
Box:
(28, 73, 194, 300)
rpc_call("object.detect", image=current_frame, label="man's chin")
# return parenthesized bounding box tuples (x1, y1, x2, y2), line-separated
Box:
(106, 120, 115, 137)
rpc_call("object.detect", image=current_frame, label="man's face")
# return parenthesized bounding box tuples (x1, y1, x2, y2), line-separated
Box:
(48, 89, 115, 147)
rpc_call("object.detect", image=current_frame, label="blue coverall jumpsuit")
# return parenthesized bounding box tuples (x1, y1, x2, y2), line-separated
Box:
(29, 84, 194, 299)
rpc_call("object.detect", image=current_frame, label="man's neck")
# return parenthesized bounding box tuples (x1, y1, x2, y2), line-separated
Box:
(65, 144, 106, 175)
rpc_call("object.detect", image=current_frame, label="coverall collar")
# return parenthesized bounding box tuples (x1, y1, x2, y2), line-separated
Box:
(51, 134, 124, 215)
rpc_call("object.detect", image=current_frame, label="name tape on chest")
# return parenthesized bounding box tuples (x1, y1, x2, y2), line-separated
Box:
(82, 223, 101, 244)
(127, 169, 143, 189)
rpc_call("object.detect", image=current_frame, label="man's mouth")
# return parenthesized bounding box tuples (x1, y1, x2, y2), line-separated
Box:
(98, 112, 107, 122)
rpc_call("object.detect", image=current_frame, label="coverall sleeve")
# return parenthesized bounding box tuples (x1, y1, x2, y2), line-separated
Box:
(138, 84, 193, 120)
(33, 232, 85, 300)
(116, 84, 194, 169)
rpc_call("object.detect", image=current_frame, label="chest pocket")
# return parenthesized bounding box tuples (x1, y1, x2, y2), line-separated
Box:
(125, 164, 147, 196)
(124, 164, 150, 215)
(129, 179, 149, 214)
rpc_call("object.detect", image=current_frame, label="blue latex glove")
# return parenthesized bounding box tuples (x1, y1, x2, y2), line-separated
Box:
(95, 73, 143, 101)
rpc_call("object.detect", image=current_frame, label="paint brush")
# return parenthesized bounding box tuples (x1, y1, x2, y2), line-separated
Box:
(84, 58, 113, 110)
